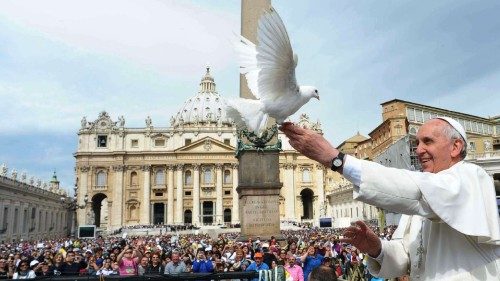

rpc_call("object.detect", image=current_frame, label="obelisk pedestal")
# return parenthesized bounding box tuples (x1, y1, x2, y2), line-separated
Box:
(237, 149, 283, 240)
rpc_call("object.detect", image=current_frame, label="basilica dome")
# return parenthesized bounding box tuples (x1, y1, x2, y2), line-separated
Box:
(171, 67, 233, 128)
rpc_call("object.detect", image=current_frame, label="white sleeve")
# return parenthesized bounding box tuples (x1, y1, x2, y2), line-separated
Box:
(342, 155, 362, 186)
(352, 160, 500, 243)
(351, 159, 436, 219)
(366, 240, 409, 279)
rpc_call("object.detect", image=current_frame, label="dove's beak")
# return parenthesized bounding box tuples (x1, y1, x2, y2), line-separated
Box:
(315, 95, 320, 100)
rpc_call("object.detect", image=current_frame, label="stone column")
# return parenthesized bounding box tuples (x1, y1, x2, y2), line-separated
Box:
(315, 164, 325, 220)
(215, 164, 223, 224)
(77, 166, 90, 226)
(9, 204, 15, 237)
(192, 164, 200, 226)
(231, 163, 239, 224)
(141, 165, 151, 224)
(21, 203, 28, 234)
(283, 163, 296, 221)
(0, 200, 4, 233)
(150, 202, 154, 225)
(35, 204, 41, 232)
(111, 165, 124, 229)
(106, 201, 112, 230)
(167, 165, 174, 224)
(175, 164, 184, 224)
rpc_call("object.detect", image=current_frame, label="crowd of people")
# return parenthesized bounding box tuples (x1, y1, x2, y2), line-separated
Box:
(0, 224, 399, 280)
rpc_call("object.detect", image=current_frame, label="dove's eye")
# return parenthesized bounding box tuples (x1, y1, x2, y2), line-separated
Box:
(314, 89, 318, 93)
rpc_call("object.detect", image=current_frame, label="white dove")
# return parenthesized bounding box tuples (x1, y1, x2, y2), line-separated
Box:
(226, 7, 319, 135)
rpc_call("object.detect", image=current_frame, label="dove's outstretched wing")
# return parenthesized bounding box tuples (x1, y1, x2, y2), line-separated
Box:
(236, 7, 298, 102)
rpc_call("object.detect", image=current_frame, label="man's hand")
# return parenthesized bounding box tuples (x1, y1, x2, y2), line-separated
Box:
(340, 221, 382, 258)
(279, 122, 338, 167)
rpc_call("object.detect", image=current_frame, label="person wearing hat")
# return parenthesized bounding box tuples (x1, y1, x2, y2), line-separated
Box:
(280, 117, 500, 281)
(245, 252, 269, 281)
(12, 260, 36, 279)
(261, 243, 277, 268)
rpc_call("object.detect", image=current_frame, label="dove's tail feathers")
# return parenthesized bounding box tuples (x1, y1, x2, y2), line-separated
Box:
(226, 99, 268, 135)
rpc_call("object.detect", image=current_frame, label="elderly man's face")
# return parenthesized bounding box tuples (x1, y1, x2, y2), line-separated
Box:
(416, 119, 462, 173)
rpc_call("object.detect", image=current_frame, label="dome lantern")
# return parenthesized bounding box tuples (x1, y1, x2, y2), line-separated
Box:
(170, 67, 234, 128)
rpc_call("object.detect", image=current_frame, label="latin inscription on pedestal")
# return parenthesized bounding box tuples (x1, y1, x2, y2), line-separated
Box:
(241, 196, 280, 236)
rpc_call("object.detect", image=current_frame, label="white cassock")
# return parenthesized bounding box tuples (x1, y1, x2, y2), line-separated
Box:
(343, 156, 500, 281)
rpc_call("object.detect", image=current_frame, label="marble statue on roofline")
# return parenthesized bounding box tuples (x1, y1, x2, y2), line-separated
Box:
(81, 116, 87, 129)
(1, 164, 7, 177)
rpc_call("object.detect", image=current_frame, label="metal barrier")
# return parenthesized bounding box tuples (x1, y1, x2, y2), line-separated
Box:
(27, 272, 258, 280)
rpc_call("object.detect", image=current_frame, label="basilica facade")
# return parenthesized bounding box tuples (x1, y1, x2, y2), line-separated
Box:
(74, 68, 347, 230)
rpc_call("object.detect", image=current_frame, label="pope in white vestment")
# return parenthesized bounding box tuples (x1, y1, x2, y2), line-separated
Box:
(280, 117, 500, 281)
(344, 156, 500, 281)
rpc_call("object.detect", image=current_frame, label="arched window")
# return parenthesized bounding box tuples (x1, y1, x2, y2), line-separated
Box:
(223, 170, 231, 184)
(130, 171, 138, 186)
(302, 168, 311, 182)
(96, 171, 107, 187)
(184, 170, 192, 185)
(203, 167, 213, 184)
(155, 169, 165, 185)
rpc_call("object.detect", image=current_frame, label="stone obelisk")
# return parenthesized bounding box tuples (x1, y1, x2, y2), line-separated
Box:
(237, 0, 283, 241)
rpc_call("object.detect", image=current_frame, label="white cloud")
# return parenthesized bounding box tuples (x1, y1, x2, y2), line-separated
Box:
(0, 0, 239, 78)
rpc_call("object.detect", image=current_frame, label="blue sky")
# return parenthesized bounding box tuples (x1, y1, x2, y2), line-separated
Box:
(0, 0, 499, 194)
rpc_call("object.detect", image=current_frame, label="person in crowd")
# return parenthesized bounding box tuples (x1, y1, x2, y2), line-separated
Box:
(146, 253, 164, 274)
(117, 245, 141, 276)
(86, 255, 100, 275)
(0, 259, 9, 278)
(245, 252, 269, 281)
(308, 265, 338, 281)
(348, 248, 363, 281)
(232, 249, 250, 272)
(280, 117, 500, 280)
(261, 243, 277, 268)
(277, 249, 288, 265)
(192, 250, 214, 273)
(137, 256, 149, 276)
(12, 260, 36, 279)
(284, 253, 304, 281)
(4, 256, 16, 279)
(52, 253, 64, 275)
(301, 244, 330, 281)
(164, 252, 187, 274)
(36, 262, 54, 277)
(36, 249, 53, 263)
(242, 244, 254, 260)
(109, 253, 117, 263)
(96, 259, 117, 276)
(59, 250, 87, 276)
(94, 247, 104, 267)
